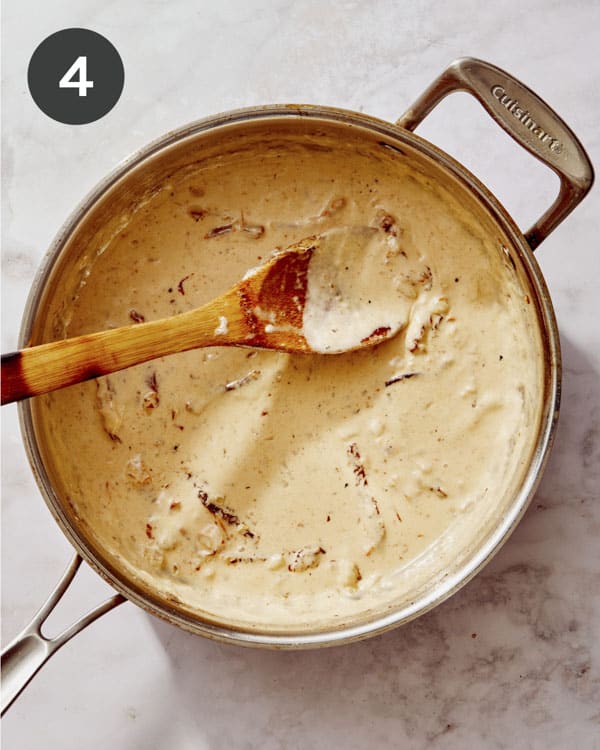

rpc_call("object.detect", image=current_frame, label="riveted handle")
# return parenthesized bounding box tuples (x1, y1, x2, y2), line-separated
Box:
(397, 57, 594, 249)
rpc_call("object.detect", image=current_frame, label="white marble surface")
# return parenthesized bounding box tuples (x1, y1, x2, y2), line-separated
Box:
(2, 0, 599, 747)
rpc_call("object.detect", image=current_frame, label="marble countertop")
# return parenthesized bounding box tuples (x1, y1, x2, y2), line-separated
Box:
(2, 1, 599, 747)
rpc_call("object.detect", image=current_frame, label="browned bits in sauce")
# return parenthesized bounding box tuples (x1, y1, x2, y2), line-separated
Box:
(360, 326, 391, 344)
(129, 309, 145, 323)
(145, 523, 154, 539)
(205, 223, 234, 239)
(199, 492, 240, 525)
(146, 372, 159, 393)
(142, 372, 160, 411)
(430, 314, 444, 330)
(409, 338, 421, 353)
(143, 392, 159, 410)
(385, 372, 419, 387)
(188, 208, 207, 221)
(177, 274, 192, 295)
(348, 442, 368, 486)
(373, 210, 398, 235)
(225, 556, 266, 565)
(286, 546, 326, 572)
(379, 215, 395, 233)
(418, 266, 433, 289)
(431, 486, 448, 498)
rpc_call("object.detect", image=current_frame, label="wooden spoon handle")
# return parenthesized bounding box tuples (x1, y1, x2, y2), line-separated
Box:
(1, 300, 229, 405)
(1, 239, 320, 405)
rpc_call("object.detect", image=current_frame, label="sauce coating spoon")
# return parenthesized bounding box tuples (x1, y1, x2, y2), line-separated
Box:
(1, 236, 398, 405)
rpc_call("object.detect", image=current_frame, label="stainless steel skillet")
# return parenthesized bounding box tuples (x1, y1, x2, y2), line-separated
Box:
(2, 57, 593, 713)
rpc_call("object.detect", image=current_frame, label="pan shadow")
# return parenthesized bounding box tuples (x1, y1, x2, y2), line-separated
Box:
(139, 332, 599, 749)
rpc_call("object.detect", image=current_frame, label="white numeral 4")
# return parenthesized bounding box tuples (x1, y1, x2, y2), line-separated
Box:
(59, 56, 94, 97)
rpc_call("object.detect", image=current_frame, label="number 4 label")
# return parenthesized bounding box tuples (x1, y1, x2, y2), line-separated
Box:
(59, 56, 94, 97)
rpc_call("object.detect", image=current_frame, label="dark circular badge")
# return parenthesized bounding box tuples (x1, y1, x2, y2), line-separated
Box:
(28, 28, 124, 125)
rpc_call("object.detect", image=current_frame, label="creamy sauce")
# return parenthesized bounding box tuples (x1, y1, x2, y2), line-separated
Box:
(32, 127, 544, 632)
(302, 226, 424, 353)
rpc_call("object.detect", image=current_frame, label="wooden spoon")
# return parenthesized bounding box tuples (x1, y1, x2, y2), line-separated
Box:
(1, 236, 396, 405)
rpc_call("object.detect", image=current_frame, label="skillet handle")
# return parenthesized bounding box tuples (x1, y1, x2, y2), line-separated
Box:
(397, 57, 594, 250)
(1, 553, 125, 715)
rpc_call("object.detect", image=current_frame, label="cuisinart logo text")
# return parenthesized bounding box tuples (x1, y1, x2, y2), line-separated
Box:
(491, 84, 563, 153)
